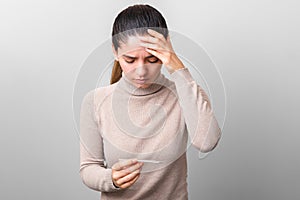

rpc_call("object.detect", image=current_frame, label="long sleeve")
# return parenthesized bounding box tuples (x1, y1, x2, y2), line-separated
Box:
(79, 90, 121, 192)
(170, 68, 222, 153)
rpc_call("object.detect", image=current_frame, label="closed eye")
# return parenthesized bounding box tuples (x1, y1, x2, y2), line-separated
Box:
(148, 58, 159, 63)
(125, 59, 135, 63)
(123, 56, 159, 64)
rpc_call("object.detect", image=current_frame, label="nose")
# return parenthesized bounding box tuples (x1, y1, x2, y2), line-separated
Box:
(135, 62, 148, 77)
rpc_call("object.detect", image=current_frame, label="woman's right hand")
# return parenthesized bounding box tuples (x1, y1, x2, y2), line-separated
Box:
(111, 159, 144, 189)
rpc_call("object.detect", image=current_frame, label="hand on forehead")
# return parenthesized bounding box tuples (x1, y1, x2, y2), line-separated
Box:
(117, 35, 150, 56)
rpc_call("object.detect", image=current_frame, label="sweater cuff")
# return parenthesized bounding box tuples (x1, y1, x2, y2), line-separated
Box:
(106, 168, 122, 191)
(169, 67, 194, 86)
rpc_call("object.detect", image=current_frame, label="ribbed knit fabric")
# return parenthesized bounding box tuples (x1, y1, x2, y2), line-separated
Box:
(79, 67, 221, 200)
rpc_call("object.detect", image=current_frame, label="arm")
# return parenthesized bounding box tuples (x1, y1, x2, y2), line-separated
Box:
(138, 29, 221, 153)
(170, 68, 222, 153)
(79, 90, 121, 192)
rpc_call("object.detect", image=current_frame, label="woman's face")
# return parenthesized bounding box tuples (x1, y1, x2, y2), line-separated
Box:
(112, 35, 162, 88)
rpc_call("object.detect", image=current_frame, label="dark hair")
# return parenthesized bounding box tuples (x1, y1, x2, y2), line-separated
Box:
(110, 4, 169, 84)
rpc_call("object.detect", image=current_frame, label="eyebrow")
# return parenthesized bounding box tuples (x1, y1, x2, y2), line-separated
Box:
(122, 54, 156, 59)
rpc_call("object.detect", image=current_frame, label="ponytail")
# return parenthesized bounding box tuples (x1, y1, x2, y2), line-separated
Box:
(110, 60, 123, 84)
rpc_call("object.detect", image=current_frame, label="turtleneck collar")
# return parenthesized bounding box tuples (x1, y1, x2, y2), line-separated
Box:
(117, 71, 167, 96)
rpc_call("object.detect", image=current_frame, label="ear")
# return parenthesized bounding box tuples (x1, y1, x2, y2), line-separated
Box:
(112, 44, 119, 61)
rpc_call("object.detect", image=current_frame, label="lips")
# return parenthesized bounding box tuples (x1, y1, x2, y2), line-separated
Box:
(135, 79, 148, 84)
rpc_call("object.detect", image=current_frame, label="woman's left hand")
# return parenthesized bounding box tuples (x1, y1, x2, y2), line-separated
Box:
(139, 29, 185, 74)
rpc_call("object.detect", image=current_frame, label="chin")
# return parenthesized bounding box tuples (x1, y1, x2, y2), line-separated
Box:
(137, 83, 151, 88)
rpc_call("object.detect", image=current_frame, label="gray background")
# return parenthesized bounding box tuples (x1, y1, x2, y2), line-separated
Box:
(1, 0, 299, 199)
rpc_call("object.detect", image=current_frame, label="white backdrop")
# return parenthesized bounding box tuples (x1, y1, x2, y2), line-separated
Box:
(1, 0, 299, 199)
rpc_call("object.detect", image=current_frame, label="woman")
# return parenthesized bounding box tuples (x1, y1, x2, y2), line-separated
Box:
(79, 4, 221, 199)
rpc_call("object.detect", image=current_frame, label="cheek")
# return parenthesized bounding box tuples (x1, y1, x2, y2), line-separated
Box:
(150, 64, 162, 72)
(119, 61, 135, 73)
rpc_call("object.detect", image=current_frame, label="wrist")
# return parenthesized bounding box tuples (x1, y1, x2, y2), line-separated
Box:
(167, 58, 185, 74)
(167, 65, 185, 74)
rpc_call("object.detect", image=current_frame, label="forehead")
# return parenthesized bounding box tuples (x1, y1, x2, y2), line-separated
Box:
(117, 35, 149, 56)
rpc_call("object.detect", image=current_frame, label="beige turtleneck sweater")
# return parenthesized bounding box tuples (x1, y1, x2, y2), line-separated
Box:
(79, 67, 221, 199)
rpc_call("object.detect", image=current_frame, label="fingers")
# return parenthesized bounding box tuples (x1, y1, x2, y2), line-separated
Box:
(112, 160, 144, 189)
(145, 29, 173, 49)
(138, 29, 176, 66)
(139, 35, 160, 44)
(140, 42, 165, 52)
(145, 48, 163, 59)
(147, 29, 165, 41)
(112, 158, 138, 171)
(114, 168, 141, 187)
(119, 173, 140, 188)
(139, 34, 173, 54)
(113, 162, 143, 180)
